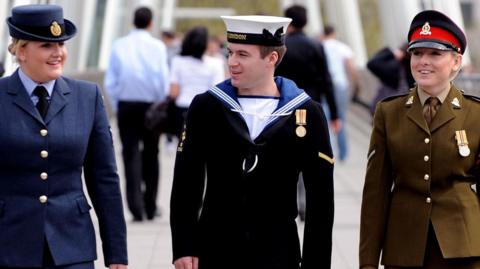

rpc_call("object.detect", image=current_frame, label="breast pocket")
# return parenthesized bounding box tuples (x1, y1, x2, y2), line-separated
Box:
(75, 197, 92, 214)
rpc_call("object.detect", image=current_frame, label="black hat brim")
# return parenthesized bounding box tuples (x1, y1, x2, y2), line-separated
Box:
(6, 17, 77, 42)
(407, 40, 455, 52)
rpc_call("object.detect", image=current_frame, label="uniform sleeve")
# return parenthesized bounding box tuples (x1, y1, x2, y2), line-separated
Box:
(359, 103, 393, 267)
(300, 102, 334, 269)
(83, 85, 128, 266)
(170, 95, 207, 262)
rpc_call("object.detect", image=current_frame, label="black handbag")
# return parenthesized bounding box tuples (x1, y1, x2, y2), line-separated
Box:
(144, 98, 175, 134)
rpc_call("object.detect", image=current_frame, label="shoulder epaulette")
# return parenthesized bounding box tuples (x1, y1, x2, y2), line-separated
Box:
(462, 93, 480, 103)
(380, 92, 409, 103)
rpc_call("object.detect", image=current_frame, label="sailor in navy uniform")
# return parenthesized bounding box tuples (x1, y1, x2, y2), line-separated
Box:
(170, 15, 334, 269)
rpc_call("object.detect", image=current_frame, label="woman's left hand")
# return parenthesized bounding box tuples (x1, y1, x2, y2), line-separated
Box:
(109, 264, 127, 269)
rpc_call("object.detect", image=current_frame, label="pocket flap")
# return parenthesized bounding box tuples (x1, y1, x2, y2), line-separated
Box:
(75, 197, 92, 214)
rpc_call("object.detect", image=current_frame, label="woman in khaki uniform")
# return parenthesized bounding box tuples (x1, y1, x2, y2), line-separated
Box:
(360, 10, 480, 269)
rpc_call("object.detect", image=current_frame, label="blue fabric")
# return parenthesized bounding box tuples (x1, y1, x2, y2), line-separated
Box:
(104, 29, 169, 113)
(0, 70, 127, 267)
(18, 68, 55, 104)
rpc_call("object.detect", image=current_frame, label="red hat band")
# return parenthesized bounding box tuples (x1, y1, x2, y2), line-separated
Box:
(410, 23, 462, 53)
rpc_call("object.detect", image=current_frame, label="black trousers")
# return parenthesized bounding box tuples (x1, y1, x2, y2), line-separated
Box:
(118, 101, 160, 220)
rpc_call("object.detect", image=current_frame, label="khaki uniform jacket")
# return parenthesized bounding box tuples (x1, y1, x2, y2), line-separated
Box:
(360, 86, 480, 267)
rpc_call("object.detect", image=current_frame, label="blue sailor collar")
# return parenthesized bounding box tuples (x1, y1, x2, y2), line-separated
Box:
(208, 76, 310, 127)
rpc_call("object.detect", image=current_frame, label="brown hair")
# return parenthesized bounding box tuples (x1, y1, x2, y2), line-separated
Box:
(259, 45, 287, 67)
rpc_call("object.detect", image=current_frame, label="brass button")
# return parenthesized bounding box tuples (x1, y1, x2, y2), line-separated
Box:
(40, 150, 48, 158)
(40, 172, 48, 180)
(39, 195, 48, 203)
(424, 138, 430, 144)
(426, 197, 432, 203)
(424, 155, 429, 162)
(424, 174, 430, 181)
(40, 129, 48, 136)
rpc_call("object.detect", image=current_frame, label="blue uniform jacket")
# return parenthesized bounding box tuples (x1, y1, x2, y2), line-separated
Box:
(0, 70, 128, 267)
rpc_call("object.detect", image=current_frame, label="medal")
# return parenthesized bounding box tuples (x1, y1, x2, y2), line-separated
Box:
(455, 130, 470, 157)
(296, 126, 306, 137)
(295, 109, 307, 138)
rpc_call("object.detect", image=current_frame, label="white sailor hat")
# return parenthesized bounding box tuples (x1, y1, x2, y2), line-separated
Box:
(221, 15, 292, 46)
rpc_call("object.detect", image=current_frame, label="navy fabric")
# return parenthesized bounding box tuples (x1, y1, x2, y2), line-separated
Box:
(6, 4, 76, 41)
(0, 70, 127, 267)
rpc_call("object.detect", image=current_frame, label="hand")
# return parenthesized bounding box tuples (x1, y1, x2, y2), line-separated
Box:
(174, 256, 199, 269)
(330, 119, 342, 134)
(109, 264, 127, 269)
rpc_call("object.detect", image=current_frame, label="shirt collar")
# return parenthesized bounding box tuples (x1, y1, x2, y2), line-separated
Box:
(417, 85, 451, 106)
(18, 68, 56, 97)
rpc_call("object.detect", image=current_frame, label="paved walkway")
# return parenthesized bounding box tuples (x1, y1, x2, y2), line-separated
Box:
(91, 103, 373, 269)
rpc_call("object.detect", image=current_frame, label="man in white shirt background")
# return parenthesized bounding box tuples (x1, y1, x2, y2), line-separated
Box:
(322, 25, 359, 162)
(104, 6, 169, 222)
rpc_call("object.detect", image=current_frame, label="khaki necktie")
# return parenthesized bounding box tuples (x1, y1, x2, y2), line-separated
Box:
(423, 97, 440, 126)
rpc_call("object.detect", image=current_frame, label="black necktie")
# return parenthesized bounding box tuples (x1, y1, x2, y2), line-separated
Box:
(33, 86, 49, 118)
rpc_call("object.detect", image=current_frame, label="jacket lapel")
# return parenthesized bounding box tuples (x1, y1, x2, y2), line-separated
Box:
(44, 77, 70, 124)
(429, 87, 459, 133)
(406, 90, 430, 134)
(7, 71, 44, 124)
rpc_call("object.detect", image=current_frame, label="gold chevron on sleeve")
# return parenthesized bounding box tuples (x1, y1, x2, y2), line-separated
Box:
(318, 152, 335, 164)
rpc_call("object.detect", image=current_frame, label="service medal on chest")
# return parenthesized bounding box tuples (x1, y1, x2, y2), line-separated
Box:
(455, 130, 470, 157)
(296, 125, 306, 137)
(295, 109, 307, 138)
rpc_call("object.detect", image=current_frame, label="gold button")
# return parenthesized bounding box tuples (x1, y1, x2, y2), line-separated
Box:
(424, 174, 430, 180)
(426, 197, 431, 203)
(40, 129, 48, 136)
(40, 172, 48, 180)
(424, 155, 429, 162)
(424, 138, 430, 144)
(40, 150, 48, 158)
(39, 195, 48, 203)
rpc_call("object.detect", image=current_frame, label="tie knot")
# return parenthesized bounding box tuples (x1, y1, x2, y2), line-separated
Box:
(426, 97, 440, 107)
(33, 86, 49, 99)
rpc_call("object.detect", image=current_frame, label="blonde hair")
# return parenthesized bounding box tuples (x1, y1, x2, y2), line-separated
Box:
(7, 38, 28, 61)
(450, 51, 462, 80)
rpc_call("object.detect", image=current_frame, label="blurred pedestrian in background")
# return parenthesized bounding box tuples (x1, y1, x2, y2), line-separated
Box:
(1, 4, 127, 268)
(360, 10, 480, 269)
(275, 4, 339, 221)
(104, 6, 169, 221)
(161, 30, 181, 68)
(169, 26, 225, 137)
(322, 24, 359, 161)
(170, 14, 334, 269)
(367, 43, 415, 116)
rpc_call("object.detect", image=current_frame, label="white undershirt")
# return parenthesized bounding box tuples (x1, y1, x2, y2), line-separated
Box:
(237, 97, 279, 140)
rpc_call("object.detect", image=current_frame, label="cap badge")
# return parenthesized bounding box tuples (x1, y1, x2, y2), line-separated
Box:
(451, 97, 461, 108)
(50, 21, 62, 37)
(420, 22, 432, 36)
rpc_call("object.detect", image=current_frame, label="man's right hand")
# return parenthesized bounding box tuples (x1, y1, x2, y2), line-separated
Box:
(174, 256, 199, 269)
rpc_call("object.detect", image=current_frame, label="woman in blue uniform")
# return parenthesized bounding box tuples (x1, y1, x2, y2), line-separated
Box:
(0, 4, 128, 269)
